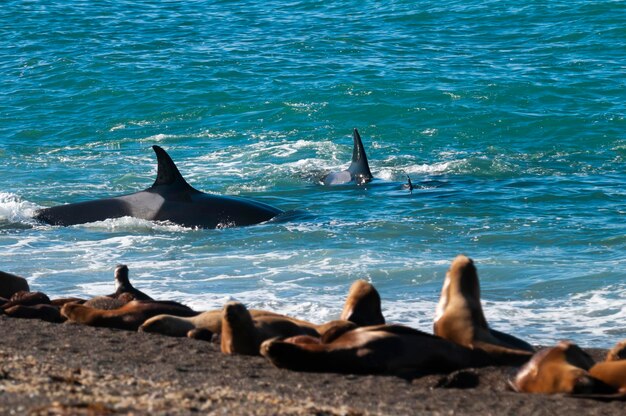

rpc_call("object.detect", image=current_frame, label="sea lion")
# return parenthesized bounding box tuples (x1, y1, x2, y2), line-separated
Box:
(512, 341, 613, 394)
(82, 294, 129, 311)
(139, 309, 283, 338)
(587, 340, 626, 394)
(1, 291, 51, 310)
(0, 271, 30, 299)
(139, 279, 367, 339)
(606, 340, 626, 361)
(61, 300, 197, 331)
(107, 265, 152, 301)
(339, 280, 385, 327)
(589, 361, 626, 393)
(261, 324, 493, 376)
(4, 304, 64, 323)
(50, 297, 86, 307)
(220, 302, 321, 355)
(433, 255, 533, 365)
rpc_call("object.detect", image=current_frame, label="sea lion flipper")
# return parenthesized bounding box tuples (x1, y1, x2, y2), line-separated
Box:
(489, 328, 535, 352)
(472, 340, 533, 366)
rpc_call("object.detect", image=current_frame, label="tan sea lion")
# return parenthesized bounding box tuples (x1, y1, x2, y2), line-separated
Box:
(139, 308, 283, 338)
(433, 255, 533, 365)
(139, 279, 367, 340)
(589, 361, 626, 393)
(587, 340, 626, 394)
(606, 340, 626, 361)
(220, 302, 322, 355)
(0, 270, 29, 299)
(339, 279, 385, 326)
(261, 324, 493, 376)
(61, 300, 197, 331)
(511, 341, 613, 394)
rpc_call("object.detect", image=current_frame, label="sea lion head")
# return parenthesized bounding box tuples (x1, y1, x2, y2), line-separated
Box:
(114, 264, 130, 291)
(340, 280, 385, 326)
(512, 341, 604, 394)
(220, 301, 258, 355)
(434, 255, 487, 346)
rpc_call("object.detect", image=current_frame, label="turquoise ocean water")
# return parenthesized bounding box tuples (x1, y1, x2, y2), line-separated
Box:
(1, 1, 624, 347)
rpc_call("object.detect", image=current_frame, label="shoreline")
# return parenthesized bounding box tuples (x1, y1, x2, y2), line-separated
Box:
(1, 316, 624, 415)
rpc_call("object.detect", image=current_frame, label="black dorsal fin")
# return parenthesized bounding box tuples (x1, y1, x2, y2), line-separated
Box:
(151, 145, 195, 190)
(348, 128, 373, 182)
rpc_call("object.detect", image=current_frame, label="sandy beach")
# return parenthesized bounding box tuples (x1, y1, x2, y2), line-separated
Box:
(0, 315, 623, 415)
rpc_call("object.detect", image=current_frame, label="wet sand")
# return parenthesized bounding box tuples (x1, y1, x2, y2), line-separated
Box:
(0, 315, 623, 415)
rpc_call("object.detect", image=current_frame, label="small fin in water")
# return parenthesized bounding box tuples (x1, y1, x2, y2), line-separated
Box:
(406, 175, 414, 193)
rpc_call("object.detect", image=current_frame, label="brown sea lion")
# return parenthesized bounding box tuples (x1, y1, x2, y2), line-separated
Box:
(511, 341, 613, 394)
(4, 304, 64, 323)
(221, 302, 322, 355)
(339, 279, 385, 326)
(107, 264, 153, 301)
(433, 255, 533, 365)
(261, 324, 493, 376)
(61, 300, 197, 331)
(50, 297, 86, 307)
(606, 340, 626, 361)
(0, 270, 29, 299)
(139, 308, 284, 338)
(84, 292, 135, 310)
(1, 291, 51, 310)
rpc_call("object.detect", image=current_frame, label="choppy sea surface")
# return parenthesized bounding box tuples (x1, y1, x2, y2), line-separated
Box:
(1, 1, 624, 347)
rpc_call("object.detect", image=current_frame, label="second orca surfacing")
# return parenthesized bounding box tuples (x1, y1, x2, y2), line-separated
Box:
(34, 146, 283, 229)
(322, 128, 373, 186)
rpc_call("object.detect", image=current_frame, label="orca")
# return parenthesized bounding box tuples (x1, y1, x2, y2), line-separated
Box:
(34, 146, 283, 229)
(322, 128, 373, 186)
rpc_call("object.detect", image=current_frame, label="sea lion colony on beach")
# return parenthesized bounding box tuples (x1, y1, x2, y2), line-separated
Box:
(1, 256, 625, 399)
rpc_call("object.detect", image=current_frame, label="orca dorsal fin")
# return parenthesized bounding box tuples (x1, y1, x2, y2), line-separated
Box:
(348, 128, 373, 183)
(151, 145, 195, 190)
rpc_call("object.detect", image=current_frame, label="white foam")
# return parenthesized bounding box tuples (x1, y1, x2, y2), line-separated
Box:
(0, 193, 39, 224)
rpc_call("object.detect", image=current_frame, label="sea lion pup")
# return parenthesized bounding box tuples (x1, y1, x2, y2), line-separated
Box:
(4, 304, 64, 323)
(512, 341, 615, 394)
(261, 324, 493, 376)
(433, 255, 533, 365)
(339, 280, 385, 327)
(0, 270, 30, 299)
(61, 300, 197, 331)
(220, 302, 354, 356)
(107, 264, 153, 301)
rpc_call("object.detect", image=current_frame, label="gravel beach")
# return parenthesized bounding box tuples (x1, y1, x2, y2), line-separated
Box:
(0, 315, 624, 415)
